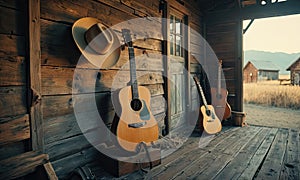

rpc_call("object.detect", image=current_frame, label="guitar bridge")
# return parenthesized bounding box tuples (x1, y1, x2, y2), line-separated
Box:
(128, 121, 147, 128)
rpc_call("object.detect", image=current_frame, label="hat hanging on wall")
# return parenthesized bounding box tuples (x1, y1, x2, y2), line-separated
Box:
(72, 17, 121, 68)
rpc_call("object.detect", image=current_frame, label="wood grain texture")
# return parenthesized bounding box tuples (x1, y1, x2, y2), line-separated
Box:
(0, 6, 25, 35)
(280, 129, 299, 180)
(205, 20, 239, 111)
(0, 34, 25, 56)
(89, 126, 300, 179)
(0, 56, 26, 86)
(0, 0, 209, 178)
(0, 140, 28, 161)
(28, 0, 44, 151)
(256, 128, 289, 179)
(43, 114, 85, 145)
(43, 162, 58, 180)
(40, 19, 80, 67)
(42, 66, 164, 95)
(43, 94, 165, 145)
(120, 0, 161, 17)
(0, 151, 49, 179)
(0, 86, 27, 117)
(213, 127, 270, 179)
(40, 19, 163, 68)
(45, 133, 93, 162)
(51, 146, 101, 179)
(42, 92, 112, 119)
(41, 0, 88, 23)
(0, 0, 26, 11)
(0, 114, 30, 145)
(239, 128, 278, 179)
(42, 85, 163, 119)
(172, 126, 261, 179)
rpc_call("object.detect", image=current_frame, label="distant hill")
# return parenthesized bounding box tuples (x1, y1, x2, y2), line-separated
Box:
(244, 50, 300, 74)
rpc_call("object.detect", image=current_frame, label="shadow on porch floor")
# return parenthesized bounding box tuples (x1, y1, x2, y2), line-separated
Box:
(88, 125, 299, 179)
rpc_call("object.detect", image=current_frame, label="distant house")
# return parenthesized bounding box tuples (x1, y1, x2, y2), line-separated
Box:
(243, 60, 280, 83)
(286, 57, 300, 85)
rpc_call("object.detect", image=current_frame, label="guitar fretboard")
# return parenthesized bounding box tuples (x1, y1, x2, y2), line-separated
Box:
(217, 60, 222, 96)
(128, 46, 139, 99)
(194, 76, 208, 109)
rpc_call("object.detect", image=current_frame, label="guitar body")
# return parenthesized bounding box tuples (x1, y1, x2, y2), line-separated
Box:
(210, 60, 232, 121)
(113, 86, 159, 152)
(211, 88, 232, 120)
(194, 76, 222, 134)
(200, 105, 222, 134)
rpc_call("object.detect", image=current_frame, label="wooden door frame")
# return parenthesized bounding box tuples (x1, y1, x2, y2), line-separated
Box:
(27, 0, 44, 152)
(161, 0, 190, 135)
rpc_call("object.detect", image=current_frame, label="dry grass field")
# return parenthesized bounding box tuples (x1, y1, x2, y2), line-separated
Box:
(243, 77, 300, 109)
(243, 75, 300, 130)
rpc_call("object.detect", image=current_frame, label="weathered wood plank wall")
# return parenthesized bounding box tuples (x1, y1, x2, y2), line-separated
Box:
(0, 0, 30, 161)
(39, 0, 204, 178)
(40, 1, 165, 172)
(0, 0, 204, 178)
(205, 20, 243, 111)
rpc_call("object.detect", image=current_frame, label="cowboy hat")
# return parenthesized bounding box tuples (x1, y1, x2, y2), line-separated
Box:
(72, 17, 120, 68)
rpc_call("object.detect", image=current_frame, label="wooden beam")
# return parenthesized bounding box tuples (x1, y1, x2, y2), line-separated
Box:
(43, 162, 58, 180)
(184, 15, 191, 116)
(235, 20, 243, 112)
(205, 0, 300, 23)
(241, 0, 300, 20)
(161, 0, 171, 135)
(166, 0, 190, 16)
(27, 0, 44, 151)
(243, 19, 254, 34)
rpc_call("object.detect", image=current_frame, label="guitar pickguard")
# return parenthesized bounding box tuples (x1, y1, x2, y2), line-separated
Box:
(140, 100, 150, 120)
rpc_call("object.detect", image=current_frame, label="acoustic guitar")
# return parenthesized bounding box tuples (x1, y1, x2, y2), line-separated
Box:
(111, 29, 159, 152)
(194, 76, 222, 134)
(211, 60, 231, 120)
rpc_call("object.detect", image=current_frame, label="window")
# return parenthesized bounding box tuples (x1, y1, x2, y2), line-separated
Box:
(170, 15, 183, 57)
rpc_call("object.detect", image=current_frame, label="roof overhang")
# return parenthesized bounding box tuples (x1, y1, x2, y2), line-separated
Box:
(204, 0, 300, 23)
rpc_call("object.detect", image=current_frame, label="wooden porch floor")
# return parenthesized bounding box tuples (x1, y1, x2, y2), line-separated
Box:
(91, 125, 300, 179)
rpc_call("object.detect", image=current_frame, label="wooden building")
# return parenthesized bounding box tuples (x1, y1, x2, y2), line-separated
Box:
(287, 57, 300, 85)
(243, 60, 279, 83)
(1, 0, 300, 179)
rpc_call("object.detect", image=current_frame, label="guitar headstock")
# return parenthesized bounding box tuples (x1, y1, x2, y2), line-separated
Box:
(219, 59, 223, 66)
(121, 29, 133, 48)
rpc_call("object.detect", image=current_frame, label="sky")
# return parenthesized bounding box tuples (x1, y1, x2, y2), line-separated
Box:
(243, 14, 300, 54)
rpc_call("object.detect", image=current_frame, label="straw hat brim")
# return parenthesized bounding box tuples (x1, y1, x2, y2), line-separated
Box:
(72, 17, 120, 68)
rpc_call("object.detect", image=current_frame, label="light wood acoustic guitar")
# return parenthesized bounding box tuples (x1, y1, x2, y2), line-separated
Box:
(211, 60, 231, 121)
(194, 76, 222, 134)
(111, 29, 159, 152)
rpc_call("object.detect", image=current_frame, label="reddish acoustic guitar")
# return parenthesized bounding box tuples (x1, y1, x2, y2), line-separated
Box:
(211, 60, 231, 120)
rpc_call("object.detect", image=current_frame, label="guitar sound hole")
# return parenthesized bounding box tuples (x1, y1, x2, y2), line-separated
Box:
(206, 109, 211, 116)
(131, 99, 142, 111)
(217, 94, 223, 99)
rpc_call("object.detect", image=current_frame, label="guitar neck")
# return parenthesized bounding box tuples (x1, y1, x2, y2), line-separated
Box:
(128, 46, 139, 99)
(122, 28, 140, 100)
(194, 77, 208, 108)
(217, 60, 222, 96)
